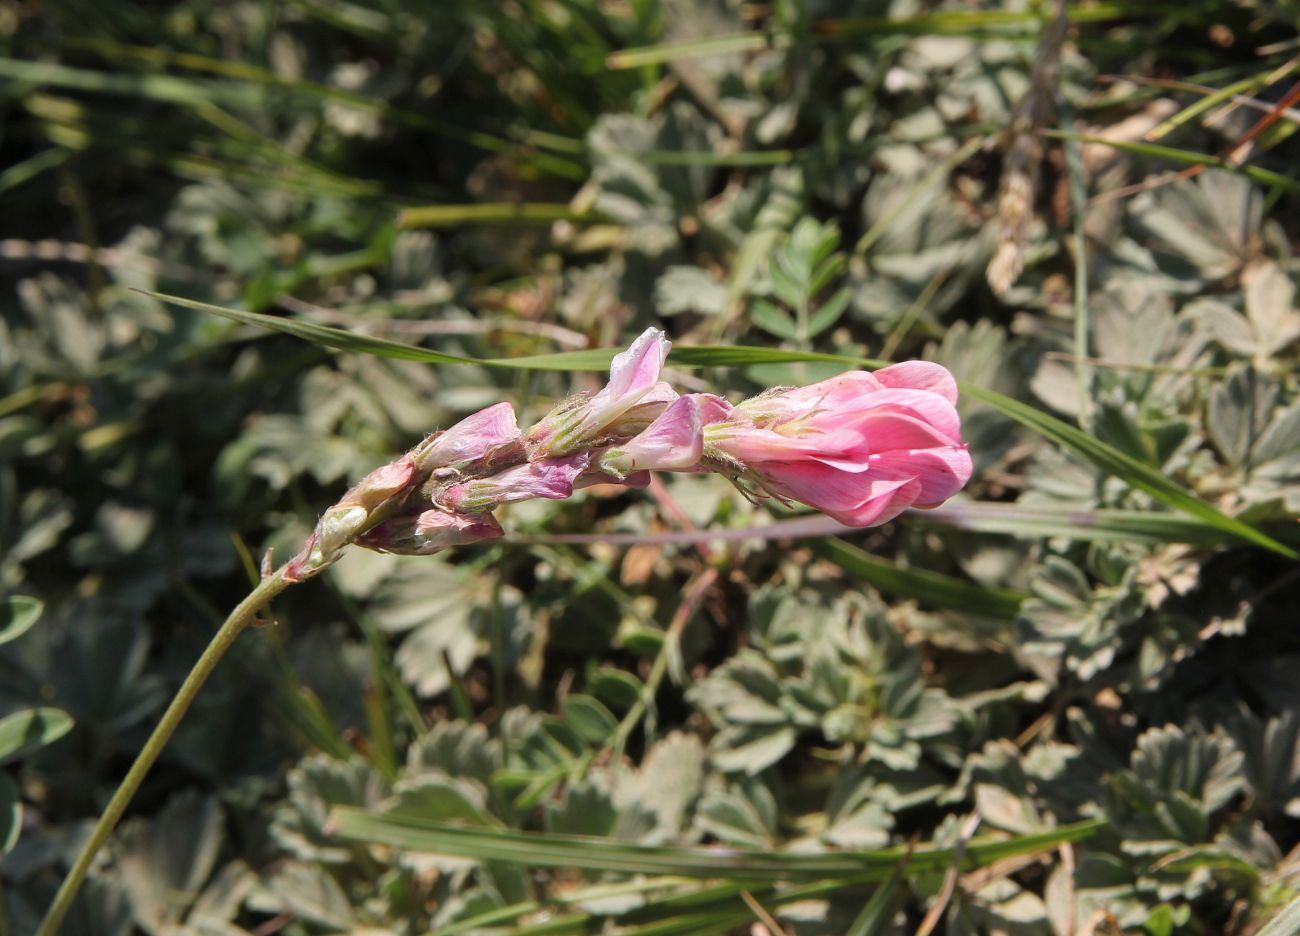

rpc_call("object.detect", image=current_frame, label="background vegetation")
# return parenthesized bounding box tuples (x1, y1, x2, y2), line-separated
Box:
(3, 0, 1300, 933)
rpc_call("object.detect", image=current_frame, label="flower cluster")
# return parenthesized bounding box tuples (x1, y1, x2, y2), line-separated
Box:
(284, 329, 971, 581)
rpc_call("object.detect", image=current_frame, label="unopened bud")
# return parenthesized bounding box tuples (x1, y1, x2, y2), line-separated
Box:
(359, 508, 503, 556)
(439, 453, 589, 513)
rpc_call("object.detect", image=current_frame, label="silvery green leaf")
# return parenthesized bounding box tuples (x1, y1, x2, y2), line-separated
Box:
(694, 780, 779, 847)
(0, 772, 19, 854)
(406, 720, 501, 788)
(1129, 174, 1260, 283)
(1241, 259, 1300, 359)
(627, 732, 706, 840)
(262, 861, 354, 931)
(1208, 364, 1279, 468)
(271, 755, 389, 863)
(654, 265, 727, 317)
(0, 595, 41, 646)
(115, 791, 224, 935)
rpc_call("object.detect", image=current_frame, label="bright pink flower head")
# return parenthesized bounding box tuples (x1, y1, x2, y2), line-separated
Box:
(527, 328, 677, 456)
(708, 362, 971, 526)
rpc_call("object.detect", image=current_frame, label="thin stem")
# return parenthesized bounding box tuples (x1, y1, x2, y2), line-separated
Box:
(36, 567, 293, 936)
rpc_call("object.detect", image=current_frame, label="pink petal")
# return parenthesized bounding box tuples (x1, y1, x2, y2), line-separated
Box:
(873, 361, 959, 405)
(712, 425, 865, 463)
(440, 454, 589, 511)
(418, 402, 521, 469)
(338, 455, 417, 510)
(852, 408, 960, 451)
(865, 446, 973, 505)
(839, 389, 962, 444)
(758, 460, 919, 515)
(619, 394, 717, 470)
(597, 327, 672, 404)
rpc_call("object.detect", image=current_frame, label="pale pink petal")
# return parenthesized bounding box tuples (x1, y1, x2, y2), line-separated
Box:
(873, 361, 959, 405)
(596, 327, 672, 404)
(338, 455, 417, 510)
(833, 477, 922, 526)
(418, 402, 521, 469)
(851, 409, 960, 451)
(712, 425, 865, 463)
(617, 394, 716, 471)
(440, 454, 589, 511)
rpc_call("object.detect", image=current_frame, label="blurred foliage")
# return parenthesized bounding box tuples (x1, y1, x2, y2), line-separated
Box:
(3, 0, 1300, 933)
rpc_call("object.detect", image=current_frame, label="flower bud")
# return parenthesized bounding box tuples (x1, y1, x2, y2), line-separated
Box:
(599, 393, 731, 477)
(358, 508, 503, 556)
(284, 454, 419, 582)
(414, 402, 522, 474)
(526, 328, 677, 457)
(438, 454, 590, 514)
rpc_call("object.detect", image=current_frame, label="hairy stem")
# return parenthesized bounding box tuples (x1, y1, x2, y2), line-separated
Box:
(36, 567, 293, 936)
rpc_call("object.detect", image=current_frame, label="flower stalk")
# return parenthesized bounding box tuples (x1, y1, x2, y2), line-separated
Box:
(36, 567, 294, 936)
(36, 327, 972, 932)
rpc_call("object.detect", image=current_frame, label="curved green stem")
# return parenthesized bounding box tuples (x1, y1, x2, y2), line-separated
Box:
(36, 567, 293, 936)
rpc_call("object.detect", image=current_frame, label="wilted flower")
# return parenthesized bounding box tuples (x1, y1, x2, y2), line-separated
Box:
(526, 327, 676, 457)
(704, 362, 971, 527)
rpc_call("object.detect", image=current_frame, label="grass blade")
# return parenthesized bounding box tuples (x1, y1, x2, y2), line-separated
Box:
(919, 501, 1270, 547)
(607, 5, 1136, 69)
(1043, 130, 1300, 196)
(958, 383, 1298, 558)
(811, 538, 1027, 618)
(1257, 894, 1300, 936)
(398, 203, 599, 229)
(330, 808, 1103, 881)
(846, 864, 905, 936)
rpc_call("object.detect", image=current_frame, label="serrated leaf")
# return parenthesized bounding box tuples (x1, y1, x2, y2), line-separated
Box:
(0, 708, 73, 765)
(264, 861, 354, 930)
(1242, 259, 1300, 359)
(1208, 365, 1278, 468)
(115, 791, 224, 935)
(0, 596, 42, 646)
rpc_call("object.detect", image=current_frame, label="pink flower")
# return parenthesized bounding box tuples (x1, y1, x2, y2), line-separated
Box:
(706, 362, 971, 526)
(415, 402, 522, 473)
(358, 508, 503, 556)
(438, 453, 591, 513)
(527, 328, 677, 456)
(599, 393, 732, 477)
